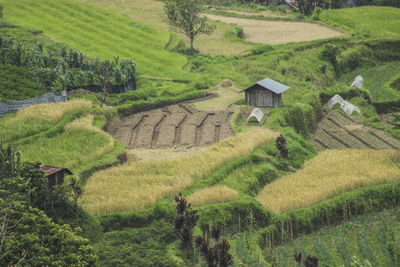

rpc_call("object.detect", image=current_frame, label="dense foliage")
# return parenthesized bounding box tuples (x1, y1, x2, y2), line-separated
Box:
(0, 145, 97, 266)
(0, 64, 46, 101)
(0, 36, 136, 100)
(164, 0, 215, 51)
(96, 219, 179, 267)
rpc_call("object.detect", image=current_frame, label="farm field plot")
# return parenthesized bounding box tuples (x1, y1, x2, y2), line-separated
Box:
(0, 0, 187, 78)
(110, 103, 235, 148)
(203, 13, 343, 45)
(82, 127, 277, 215)
(309, 110, 400, 151)
(272, 207, 400, 266)
(256, 149, 400, 213)
(339, 62, 400, 102)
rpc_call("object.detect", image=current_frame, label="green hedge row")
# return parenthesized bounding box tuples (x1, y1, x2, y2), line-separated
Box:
(258, 182, 400, 247)
(196, 195, 273, 232)
(116, 90, 206, 116)
(99, 200, 176, 232)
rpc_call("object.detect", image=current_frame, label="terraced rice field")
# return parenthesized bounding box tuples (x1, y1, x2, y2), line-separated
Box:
(111, 103, 235, 148)
(0, 0, 187, 78)
(309, 110, 400, 151)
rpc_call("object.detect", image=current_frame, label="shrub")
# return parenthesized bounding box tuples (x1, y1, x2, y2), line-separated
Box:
(285, 103, 315, 135)
(311, 7, 322, 20)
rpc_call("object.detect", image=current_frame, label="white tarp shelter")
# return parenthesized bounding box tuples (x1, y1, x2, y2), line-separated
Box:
(247, 108, 264, 122)
(350, 75, 364, 89)
(328, 94, 361, 115)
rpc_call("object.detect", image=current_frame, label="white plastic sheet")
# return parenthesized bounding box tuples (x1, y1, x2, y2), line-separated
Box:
(328, 94, 361, 115)
(350, 75, 364, 89)
(247, 108, 264, 122)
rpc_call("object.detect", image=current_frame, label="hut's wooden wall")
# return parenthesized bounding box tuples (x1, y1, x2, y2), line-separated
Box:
(48, 172, 65, 187)
(245, 85, 282, 108)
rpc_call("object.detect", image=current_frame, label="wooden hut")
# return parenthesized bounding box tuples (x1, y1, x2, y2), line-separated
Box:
(40, 165, 72, 187)
(241, 78, 289, 108)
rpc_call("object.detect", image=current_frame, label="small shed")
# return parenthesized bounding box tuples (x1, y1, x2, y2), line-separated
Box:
(40, 165, 72, 187)
(241, 78, 289, 108)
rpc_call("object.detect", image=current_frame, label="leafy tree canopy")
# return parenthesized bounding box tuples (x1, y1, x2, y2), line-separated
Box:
(164, 0, 215, 52)
(0, 145, 98, 266)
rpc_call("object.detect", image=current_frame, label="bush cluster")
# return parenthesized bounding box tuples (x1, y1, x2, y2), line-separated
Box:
(0, 36, 136, 98)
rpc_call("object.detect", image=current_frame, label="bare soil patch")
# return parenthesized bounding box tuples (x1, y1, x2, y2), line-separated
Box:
(309, 110, 400, 151)
(204, 13, 343, 45)
(111, 103, 235, 149)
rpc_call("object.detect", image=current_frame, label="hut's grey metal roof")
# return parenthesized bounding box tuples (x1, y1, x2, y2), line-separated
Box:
(241, 78, 289, 94)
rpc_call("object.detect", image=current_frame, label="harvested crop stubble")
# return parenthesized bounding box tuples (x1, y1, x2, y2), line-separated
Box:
(256, 149, 400, 213)
(186, 185, 239, 207)
(82, 128, 277, 215)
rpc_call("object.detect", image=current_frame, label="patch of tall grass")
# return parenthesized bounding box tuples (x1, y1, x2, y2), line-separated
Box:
(82, 128, 277, 215)
(256, 149, 400, 213)
(0, 99, 92, 143)
(186, 185, 239, 207)
(17, 114, 115, 174)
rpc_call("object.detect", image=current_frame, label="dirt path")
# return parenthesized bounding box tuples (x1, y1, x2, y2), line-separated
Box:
(204, 14, 343, 45)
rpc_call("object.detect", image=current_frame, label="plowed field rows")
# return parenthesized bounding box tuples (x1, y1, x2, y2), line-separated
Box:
(111, 104, 235, 148)
(309, 110, 400, 151)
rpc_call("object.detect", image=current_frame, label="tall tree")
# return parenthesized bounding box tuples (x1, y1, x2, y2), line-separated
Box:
(98, 60, 114, 103)
(164, 0, 215, 52)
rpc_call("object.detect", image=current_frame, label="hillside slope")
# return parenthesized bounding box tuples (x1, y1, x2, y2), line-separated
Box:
(0, 0, 187, 78)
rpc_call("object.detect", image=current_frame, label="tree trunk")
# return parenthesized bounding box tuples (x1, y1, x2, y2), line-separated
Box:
(190, 36, 194, 53)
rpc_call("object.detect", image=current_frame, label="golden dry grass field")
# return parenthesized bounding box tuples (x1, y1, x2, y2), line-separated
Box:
(81, 127, 277, 215)
(186, 185, 239, 207)
(17, 114, 116, 174)
(15, 99, 92, 121)
(256, 149, 400, 213)
(0, 99, 93, 144)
